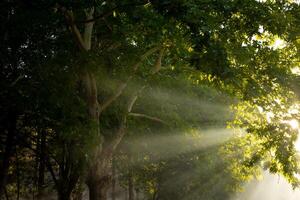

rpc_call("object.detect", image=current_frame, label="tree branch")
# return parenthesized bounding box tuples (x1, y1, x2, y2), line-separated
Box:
(83, 8, 95, 50)
(99, 46, 160, 113)
(128, 112, 169, 125)
(56, 3, 97, 51)
(102, 88, 144, 154)
(133, 46, 161, 70)
(100, 82, 129, 113)
(57, 6, 87, 51)
(127, 86, 146, 112)
(45, 156, 59, 190)
(101, 45, 167, 154)
(152, 48, 165, 74)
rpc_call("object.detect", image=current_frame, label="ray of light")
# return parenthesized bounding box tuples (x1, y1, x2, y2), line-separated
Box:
(124, 128, 236, 163)
(233, 171, 300, 200)
(288, 119, 299, 130)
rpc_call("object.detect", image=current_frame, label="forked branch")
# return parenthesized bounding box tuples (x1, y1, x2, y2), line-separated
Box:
(99, 46, 160, 113)
(57, 5, 94, 51)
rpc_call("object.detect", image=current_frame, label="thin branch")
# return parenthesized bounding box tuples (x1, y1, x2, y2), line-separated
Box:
(133, 46, 160, 70)
(57, 6, 86, 51)
(103, 89, 143, 154)
(107, 42, 121, 51)
(109, 121, 127, 153)
(127, 86, 146, 112)
(103, 18, 113, 32)
(127, 95, 138, 113)
(100, 82, 129, 113)
(128, 112, 169, 125)
(101, 117, 126, 156)
(10, 75, 24, 87)
(152, 48, 165, 74)
(45, 156, 59, 190)
(83, 8, 95, 50)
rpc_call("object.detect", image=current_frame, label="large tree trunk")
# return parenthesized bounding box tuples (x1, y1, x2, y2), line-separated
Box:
(86, 91, 140, 200)
(87, 175, 111, 200)
(82, 69, 105, 200)
(87, 162, 111, 200)
(74, 8, 108, 200)
(86, 149, 113, 200)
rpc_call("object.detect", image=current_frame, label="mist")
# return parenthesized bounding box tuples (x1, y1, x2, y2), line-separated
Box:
(233, 171, 300, 200)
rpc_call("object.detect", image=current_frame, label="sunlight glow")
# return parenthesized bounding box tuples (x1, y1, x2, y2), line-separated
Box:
(251, 30, 286, 50)
(271, 38, 286, 49)
(234, 172, 300, 200)
(126, 128, 235, 162)
(291, 67, 300, 75)
(288, 119, 299, 129)
(289, 108, 299, 115)
(295, 173, 300, 180)
(295, 132, 300, 152)
(266, 112, 274, 123)
(294, 0, 300, 4)
(257, 0, 300, 4)
(284, 118, 300, 152)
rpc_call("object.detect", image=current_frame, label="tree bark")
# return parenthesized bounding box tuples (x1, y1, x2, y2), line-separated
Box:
(87, 174, 111, 200)
(71, 180, 85, 200)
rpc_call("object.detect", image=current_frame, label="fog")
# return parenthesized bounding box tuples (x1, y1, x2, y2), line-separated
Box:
(234, 171, 300, 200)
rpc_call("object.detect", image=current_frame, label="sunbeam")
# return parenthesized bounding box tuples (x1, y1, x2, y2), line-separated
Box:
(288, 119, 299, 130)
(233, 172, 300, 200)
(124, 128, 235, 162)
